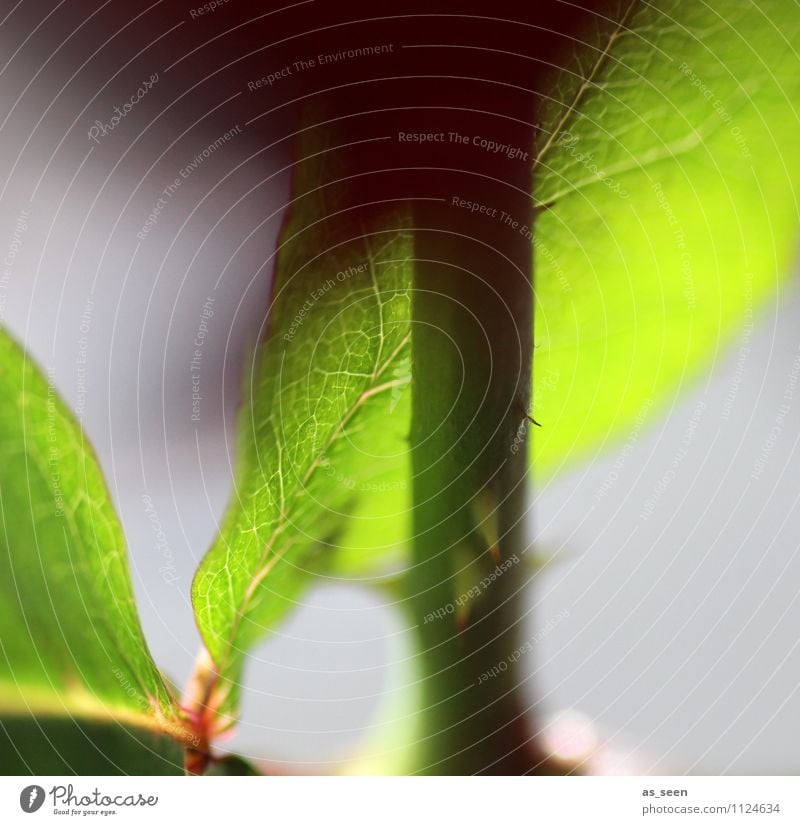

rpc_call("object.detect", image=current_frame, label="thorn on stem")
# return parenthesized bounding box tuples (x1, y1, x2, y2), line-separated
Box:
(516, 399, 542, 427)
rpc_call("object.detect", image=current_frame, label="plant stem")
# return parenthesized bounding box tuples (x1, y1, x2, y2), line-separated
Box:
(408, 194, 546, 773)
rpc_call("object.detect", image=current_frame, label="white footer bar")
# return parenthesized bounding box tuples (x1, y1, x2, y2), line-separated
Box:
(1, 776, 797, 824)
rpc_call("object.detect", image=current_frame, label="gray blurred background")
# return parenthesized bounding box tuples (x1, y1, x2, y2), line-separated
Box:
(2, 2, 799, 775)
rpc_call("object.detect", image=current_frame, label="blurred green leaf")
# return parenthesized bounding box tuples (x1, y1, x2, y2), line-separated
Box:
(0, 329, 191, 770)
(531, 0, 800, 474)
(205, 753, 262, 776)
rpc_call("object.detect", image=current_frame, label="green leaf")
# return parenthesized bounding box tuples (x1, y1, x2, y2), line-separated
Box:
(0, 329, 192, 766)
(0, 717, 185, 775)
(204, 753, 262, 776)
(531, 0, 800, 473)
(192, 142, 413, 712)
